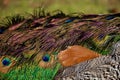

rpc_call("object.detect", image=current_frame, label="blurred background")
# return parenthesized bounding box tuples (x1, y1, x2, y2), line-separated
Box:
(0, 0, 120, 18)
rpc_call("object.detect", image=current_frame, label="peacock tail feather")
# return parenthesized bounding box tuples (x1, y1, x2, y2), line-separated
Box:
(0, 8, 120, 80)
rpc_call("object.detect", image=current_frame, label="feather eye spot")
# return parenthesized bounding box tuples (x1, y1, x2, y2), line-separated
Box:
(2, 58, 11, 66)
(65, 18, 74, 23)
(106, 15, 115, 20)
(0, 28, 5, 34)
(42, 54, 50, 62)
(98, 34, 105, 40)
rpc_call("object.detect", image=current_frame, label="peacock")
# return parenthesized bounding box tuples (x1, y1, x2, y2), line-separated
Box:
(55, 41, 120, 80)
(0, 9, 120, 80)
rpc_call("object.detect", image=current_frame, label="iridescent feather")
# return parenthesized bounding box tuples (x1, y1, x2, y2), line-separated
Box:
(0, 9, 120, 80)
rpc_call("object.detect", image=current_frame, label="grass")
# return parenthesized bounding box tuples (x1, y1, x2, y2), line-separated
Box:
(0, 0, 113, 19)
